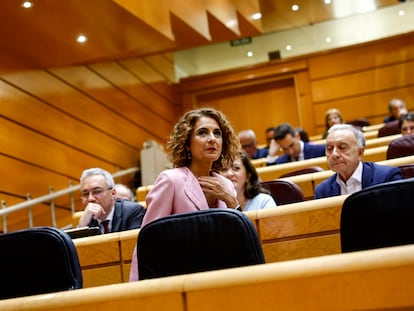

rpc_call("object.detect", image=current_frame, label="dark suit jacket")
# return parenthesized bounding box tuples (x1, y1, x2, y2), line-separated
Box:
(383, 115, 397, 123)
(253, 147, 269, 159)
(314, 162, 402, 199)
(269, 143, 326, 165)
(89, 199, 146, 233)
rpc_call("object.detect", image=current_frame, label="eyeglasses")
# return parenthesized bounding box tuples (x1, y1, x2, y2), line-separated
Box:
(80, 187, 112, 199)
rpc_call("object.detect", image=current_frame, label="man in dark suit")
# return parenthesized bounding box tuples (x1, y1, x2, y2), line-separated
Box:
(78, 168, 145, 233)
(266, 123, 325, 165)
(315, 124, 402, 199)
(384, 98, 407, 123)
(238, 129, 269, 159)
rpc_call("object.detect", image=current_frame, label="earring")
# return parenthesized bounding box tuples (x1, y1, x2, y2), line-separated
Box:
(187, 150, 192, 160)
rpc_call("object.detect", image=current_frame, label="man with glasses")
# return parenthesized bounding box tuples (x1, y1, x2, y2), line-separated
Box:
(78, 168, 145, 233)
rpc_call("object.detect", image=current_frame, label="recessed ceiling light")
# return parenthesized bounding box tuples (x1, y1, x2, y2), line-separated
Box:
(286, 45, 292, 51)
(251, 13, 262, 20)
(398, 10, 405, 16)
(291, 4, 299, 11)
(22, 1, 33, 8)
(76, 35, 88, 43)
(247, 51, 254, 57)
(324, 0, 332, 4)
(325, 37, 332, 43)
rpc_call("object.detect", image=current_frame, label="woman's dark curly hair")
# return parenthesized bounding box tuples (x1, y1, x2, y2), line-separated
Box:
(167, 108, 240, 171)
(238, 150, 270, 199)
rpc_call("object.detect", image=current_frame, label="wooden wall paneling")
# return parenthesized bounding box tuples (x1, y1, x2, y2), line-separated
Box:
(0, 192, 75, 232)
(178, 59, 308, 93)
(49, 65, 174, 147)
(195, 78, 298, 146)
(87, 61, 177, 125)
(87, 61, 176, 118)
(121, 54, 179, 92)
(0, 156, 79, 231)
(308, 33, 414, 80)
(0, 117, 114, 180)
(312, 85, 414, 133)
(0, 71, 140, 168)
(295, 70, 315, 135)
(0, 155, 79, 202)
(311, 60, 414, 103)
(177, 60, 308, 143)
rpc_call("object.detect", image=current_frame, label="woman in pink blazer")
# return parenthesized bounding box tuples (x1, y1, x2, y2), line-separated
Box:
(129, 108, 241, 281)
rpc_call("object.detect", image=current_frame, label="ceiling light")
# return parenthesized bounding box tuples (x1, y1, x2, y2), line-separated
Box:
(291, 4, 300, 11)
(286, 45, 292, 51)
(247, 51, 254, 57)
(398, 10, 405, 16)
(76, 35, 87, 43)
(324, 0, 332, 4)
(251, 13, 262, 20)
(22, 1, 33, 8)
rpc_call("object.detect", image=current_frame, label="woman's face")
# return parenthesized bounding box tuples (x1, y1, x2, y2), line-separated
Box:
(327, 113, 341, 128)
(189, 116, 223, 164)
(221, 157, 247, 194)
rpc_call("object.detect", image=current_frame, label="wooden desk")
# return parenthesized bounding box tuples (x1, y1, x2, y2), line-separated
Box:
(2, 244, 414, 310)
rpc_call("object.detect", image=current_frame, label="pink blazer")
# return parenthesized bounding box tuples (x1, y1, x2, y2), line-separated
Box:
(129, 166, 235, 281)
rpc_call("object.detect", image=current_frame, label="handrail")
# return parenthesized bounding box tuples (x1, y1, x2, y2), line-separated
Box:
(0, 166, 139, 232)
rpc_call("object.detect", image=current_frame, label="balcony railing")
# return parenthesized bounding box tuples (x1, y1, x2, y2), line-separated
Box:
(0, 167, 139, 233)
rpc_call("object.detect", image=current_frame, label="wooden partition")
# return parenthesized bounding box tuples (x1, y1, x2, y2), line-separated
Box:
(2, 244, 414, 310)
(256, 145, 388, 181)
(282, 155, 414, 199)
(136, 154, 414, 204)
(73, 229, 139, 287)
(73, 193, 350, 287)
(250, 194, 347, 262)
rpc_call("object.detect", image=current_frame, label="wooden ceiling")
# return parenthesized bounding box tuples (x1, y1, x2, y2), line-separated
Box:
(0, 0, 400, 75)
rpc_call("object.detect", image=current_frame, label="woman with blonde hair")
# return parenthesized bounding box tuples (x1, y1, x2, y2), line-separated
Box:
(322, 108, 344, 139)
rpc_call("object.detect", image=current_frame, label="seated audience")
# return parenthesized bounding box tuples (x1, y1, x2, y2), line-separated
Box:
(129, 108, 240, 281)
(267, 123, 325, 165)
(221, 150, 277, 211)
(296, 127, 310, 143)
(238, 129, 268, 159)
(399, 113, 414, 136)
(114, 183, 135, 201)
(384, 98, 407, 123)
(322, 108, 344, 139)
(314, 124, 402, 199)
(78, 168, 146, 233)
(265, 126, 275, 149)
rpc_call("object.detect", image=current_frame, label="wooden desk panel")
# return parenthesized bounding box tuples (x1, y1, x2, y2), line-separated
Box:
(4, 244, 414, 310)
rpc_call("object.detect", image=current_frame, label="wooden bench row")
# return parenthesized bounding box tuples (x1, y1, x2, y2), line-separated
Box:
(251, 133, 400, 169)
(256, 145, 388, 181)
(283, 155, 414, 199)
(76, 150, 414, 288)
(71, 194, 347, 288)
(2, 243, 414, 310)
(136, 153, 414, 203)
